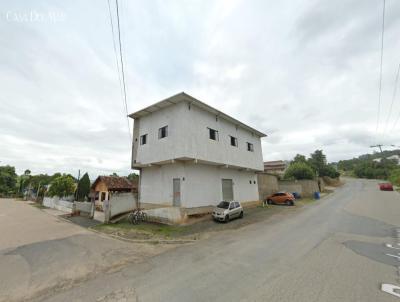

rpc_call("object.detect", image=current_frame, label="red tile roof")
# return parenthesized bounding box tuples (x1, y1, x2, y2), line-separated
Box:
(92, 176, 137, 192)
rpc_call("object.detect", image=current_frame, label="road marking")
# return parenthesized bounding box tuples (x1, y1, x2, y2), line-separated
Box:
(386, 253, 400, 260)
(381, 284, 400, 298)
(386, 244, 400, 250)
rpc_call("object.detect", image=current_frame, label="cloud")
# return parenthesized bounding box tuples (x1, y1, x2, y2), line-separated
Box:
(1, 0, 400, 177)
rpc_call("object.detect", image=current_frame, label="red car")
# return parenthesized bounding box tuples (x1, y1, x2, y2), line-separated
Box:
(379, 183, 394, 191)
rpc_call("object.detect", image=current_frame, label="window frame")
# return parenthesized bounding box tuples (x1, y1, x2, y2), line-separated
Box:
(230, 135, 238, 147)
(247, 142, 254, 152)
(140, 134, 147, 145)
(158, 126, 168, 139)
(208, 127, 219, 141)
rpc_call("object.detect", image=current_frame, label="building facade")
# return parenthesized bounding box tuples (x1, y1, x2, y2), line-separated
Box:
(130, 92, 266, 210)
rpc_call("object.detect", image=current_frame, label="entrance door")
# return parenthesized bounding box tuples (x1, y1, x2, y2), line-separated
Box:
(222, 179, 234, 201)
(173, 178, 181, 207)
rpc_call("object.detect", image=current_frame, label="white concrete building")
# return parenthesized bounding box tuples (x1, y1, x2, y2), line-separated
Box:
(129, 92, 266, 213)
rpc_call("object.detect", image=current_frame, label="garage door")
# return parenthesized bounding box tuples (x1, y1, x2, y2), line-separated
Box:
(222, 179, 234, 201)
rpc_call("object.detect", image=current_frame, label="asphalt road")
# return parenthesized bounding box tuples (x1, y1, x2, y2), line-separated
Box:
(6, 178, 400, 302)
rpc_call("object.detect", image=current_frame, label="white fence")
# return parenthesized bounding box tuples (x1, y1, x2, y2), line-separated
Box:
(43, 197, 74, 213)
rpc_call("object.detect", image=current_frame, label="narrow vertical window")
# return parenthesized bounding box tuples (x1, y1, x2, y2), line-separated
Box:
(230, 136, 238, 147)
(247, 142, 254, 152)
(158, 126, 168, 139)
(140, 134, 147, 145)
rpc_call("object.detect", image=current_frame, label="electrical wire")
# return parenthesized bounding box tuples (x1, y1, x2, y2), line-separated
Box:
(383, 63, 400, 135)
(375, 0, 386, 134)
(114, 0, 132, 142)
(107, 0, 126, 122)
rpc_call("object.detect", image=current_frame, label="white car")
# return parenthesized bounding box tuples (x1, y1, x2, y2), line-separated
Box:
(212, 201, 243, 222)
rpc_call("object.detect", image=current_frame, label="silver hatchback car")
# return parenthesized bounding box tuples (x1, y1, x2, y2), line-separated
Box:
(212, 201, 244, 222)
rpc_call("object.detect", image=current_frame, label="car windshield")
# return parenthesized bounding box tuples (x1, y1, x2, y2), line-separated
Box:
(217, 201, 230, 209)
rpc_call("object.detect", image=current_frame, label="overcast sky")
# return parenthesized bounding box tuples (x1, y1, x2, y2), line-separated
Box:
(1, 0, 400, 178)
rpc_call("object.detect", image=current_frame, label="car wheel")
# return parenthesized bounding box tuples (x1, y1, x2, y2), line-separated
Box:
(267, 199, 272, 205)
(225, 215, 230, 223)
(286, 200, 294, 206)
(239, 211, 243, 219)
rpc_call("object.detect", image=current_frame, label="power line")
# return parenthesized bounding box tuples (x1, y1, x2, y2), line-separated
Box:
(114, 0, 132, 142)
(376, 0, 386, 134)
(107, 0, 124, 103)
(383, 62, 400, 135)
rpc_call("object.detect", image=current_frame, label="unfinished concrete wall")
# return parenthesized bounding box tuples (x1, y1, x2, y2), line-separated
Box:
(74, 201, 94, 217)
(257, 173, 279, 200)
(145, 207, 185, 224)
(109, 192, 137, 218)
(278, 180, 320, 198)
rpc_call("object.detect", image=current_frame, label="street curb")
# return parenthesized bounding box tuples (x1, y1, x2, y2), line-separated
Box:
(87, 227, 197, 244)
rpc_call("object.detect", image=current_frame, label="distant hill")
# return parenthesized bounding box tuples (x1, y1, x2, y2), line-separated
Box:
(337, 149, 400, 183)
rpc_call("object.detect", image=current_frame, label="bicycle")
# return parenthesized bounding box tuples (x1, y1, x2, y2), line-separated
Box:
(128, 208, 147, 224)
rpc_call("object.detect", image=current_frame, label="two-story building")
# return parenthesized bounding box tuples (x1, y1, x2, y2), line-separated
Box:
(129, 92, 266, 214)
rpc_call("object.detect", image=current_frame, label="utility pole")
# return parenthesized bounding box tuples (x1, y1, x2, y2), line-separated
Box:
(370, 144, 395, 154)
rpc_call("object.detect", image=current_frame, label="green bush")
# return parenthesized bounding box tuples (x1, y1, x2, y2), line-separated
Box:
(389, 169, 400, 186)
(284, 162, 315, 180)
(48, 175, 76, 197)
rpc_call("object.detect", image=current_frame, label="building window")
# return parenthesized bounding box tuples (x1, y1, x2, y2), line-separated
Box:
(247, 142, 254, 152)
(158, 126, 168, 139)
(230, 136, 238, 147)
(140, 134, 147, 145)
(208, 128, 219, 141)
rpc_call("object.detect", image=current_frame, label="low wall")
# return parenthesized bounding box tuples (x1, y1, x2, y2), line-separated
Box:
(104, 192, 137, 222)
(43, 197, 74, 213)
(74, 201, 94, 217)
(257, 173, 279, 200)
(145, 207, 186, 224)
(278, 180, 320, 198)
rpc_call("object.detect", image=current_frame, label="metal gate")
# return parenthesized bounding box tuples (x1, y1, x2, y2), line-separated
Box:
(222, 179, 234, 201)
(173, 178, 181, 206)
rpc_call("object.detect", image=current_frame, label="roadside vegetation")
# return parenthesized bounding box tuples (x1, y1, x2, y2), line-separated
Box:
(0, 164, 138, 200)
(284, 150, 340, 180)
(338, 149, 400, 186)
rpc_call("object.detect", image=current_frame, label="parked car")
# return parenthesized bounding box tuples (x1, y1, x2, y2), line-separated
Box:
(379, 183, 394, 191)
(265, 192, 295, 206)
(212, 201, 243, 222)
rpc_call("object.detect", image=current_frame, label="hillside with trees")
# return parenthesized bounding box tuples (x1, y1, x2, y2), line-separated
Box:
(337, 149, 400, 186)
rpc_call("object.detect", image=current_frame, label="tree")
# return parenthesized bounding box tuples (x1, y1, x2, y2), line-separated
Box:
(47, 175, 76, 197)
(284, 162, 315, 180)
(0, 165, 18, 196)
(292, 154, 307, 164)
(308, 150, 327, 175)
(24, 169, 31, 176)
(127, 173, 139, 182)
(77, 173, 90, 201)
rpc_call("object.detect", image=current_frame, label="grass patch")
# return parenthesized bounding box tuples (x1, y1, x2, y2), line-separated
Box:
(92, 220, 188, 239)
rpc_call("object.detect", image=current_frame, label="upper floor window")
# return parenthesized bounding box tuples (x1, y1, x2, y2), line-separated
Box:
(247, 142, 254, 152)
(158, 126, 168, 139)
(208, 128, 219, 141)
(140, 134, 147, 145)
(230, 136, 238, 147)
